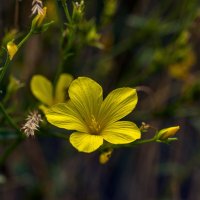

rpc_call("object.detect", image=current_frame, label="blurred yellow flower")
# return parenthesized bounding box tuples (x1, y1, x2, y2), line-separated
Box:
(6, 41, 18, 60)
(168, 49, 196, 80)
(31, 74, 73, 112)
(158, 126, 180, 140)
(101, 0, 118, 24)
(46, 77, 141, 153)
(46, 1, 59, 22)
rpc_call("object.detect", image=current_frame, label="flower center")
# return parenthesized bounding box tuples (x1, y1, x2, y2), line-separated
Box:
(88, 115, 101, 135)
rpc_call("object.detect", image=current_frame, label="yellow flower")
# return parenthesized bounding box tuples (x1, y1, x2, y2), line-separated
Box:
(158, 126, 180, 140)
(7, 41, 18, 60)
(168, 49, 196, 80)
(46, 77, 141, 153)
(31, 74, 73, 112)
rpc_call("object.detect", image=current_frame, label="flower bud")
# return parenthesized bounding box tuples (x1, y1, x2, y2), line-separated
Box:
(7, 75, 24, 94)
(99, 149, 113, 164)
(72, 1, 84, 22)
(32, 7, 47, 29)
(157, 126, 180, 140)
(6, 41, 18, 60)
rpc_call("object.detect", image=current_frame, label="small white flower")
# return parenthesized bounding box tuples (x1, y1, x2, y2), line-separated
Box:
(31, 0, 44, 15)
(21, 110, 43, 137)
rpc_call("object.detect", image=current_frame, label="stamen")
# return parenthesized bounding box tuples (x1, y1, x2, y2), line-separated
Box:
(88, 115, 101, 135)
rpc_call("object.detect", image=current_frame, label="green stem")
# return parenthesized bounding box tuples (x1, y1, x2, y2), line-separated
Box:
(54, 26, 75, 84)
(54, 1, 75, 84)
(53, 54, 64, 85)
(39, 130, 69, 140)
(61, 0, 72, 24)
(54, 0, 74, 83)
(17, 30, 33, 49)
(53, 51, 73, 85)
(120, 137, 156, 148)
(0, 102, 20, 133)
(131, 137, 156, 145)
(0, 30, 33, 84)
(0, 54, 10, 84)
(102, 137, 157, 150)
(0, 102, 24, 165)
(0, 137, 23, 166)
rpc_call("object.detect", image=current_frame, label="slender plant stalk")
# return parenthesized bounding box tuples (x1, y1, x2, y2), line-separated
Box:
(17, 29, 34, 48)
(53, 52, 64, 85)
(132, 137, 157, 145)
(116, 137, 157, 148)
(0, 30, 33, 85)
(0, 102, 24, 165)
(53, 50, 73, 85)
(54, 0, 74, 84)
(61, 0, 72, 24)
(0, 54, 10, 84)
(0, 102, 20, 133)
(0, 137, 24, 165)
(39, 129, 69, 140)
(100, 137, 157, 151)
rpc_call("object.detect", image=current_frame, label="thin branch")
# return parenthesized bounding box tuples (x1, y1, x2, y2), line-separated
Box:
(61, 0, 72, 24)
(0, 102, 20, 133)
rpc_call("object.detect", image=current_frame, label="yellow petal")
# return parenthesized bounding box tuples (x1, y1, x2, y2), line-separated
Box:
(98, 88, 138, 126)
(68, 77, 103, 123)
(45, 102, 88, 133)
(54, 73, 73, 103)
(70, 132, 103, 153)
(101, 121, 141, 144)
(7, 41, 18, 60)
(31, 75, 54, 106)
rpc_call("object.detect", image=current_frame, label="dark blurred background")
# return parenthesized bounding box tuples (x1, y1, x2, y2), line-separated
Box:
(1, 0, 200, 199)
